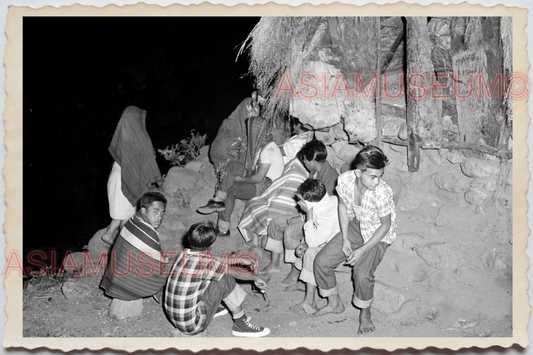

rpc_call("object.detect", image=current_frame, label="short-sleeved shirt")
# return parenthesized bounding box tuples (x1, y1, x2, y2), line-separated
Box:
(164, 249, 226, 334)
(254, 141, 284, 181)
(336, 171, 397, 244)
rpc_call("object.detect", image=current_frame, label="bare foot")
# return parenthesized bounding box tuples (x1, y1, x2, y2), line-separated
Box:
(283, 282, 305, 292)
(288, 301, 316, 315)
(357, 308, 375, 335)
(312, 303, 345, 317)
(259, 263, 281, 275)
(281, 269, 300, 286)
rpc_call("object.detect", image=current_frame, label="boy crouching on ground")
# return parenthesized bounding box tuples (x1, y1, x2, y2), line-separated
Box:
(164, 221, 270, 337)
(287, 179, 340, 315)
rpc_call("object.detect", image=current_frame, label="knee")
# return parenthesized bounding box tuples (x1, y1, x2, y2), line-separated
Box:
(268, 217, 285, 237)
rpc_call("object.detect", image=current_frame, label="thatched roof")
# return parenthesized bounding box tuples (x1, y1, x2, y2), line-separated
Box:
(240, 17, 402, 120)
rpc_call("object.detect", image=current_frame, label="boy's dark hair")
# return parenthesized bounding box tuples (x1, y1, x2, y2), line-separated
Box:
(187, 220, 217, 251)
(300, 140, 327, 162)
(297, 179, 326, 202)
(354, 145, 389, 171)
(139, 191, 167, 209)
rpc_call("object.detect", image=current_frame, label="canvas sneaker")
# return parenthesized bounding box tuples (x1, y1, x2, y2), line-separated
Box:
(232, 316, 270, 337)
(214, 305, 229, 319)
(197, 200, 226, 214)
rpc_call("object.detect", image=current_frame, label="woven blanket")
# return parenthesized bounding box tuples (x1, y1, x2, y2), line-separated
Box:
(238, 158, 309, 242)
(108, 106, 161, 206)
(100, 213, 167, 301)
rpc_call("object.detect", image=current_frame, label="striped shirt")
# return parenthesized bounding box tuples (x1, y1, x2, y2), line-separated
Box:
(336, 171, 397, 244)
(164, 249, 226, 334)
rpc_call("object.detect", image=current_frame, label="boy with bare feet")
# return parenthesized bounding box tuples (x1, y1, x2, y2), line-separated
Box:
(286, 179, 339, 315)
(261, 140, 338, 279)
(312, 145, 396, 335)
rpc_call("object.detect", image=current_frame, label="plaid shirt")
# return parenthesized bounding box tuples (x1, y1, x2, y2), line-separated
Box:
(164, 249, 226, 334)
(336, 171, 397, 244)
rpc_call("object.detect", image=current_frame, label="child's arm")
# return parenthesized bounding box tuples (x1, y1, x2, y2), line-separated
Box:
(338, 198, 353, 258)
(345, 213, 391, 266)
(227, 268, 268, 291)
(235, 163, 270, 184)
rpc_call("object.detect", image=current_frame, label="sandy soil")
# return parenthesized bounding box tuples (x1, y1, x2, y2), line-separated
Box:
(23, 197, 512, 339)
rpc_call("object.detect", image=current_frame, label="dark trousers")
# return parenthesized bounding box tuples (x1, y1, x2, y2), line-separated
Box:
(313, 217, 388, 309)
(219, 161, 257, 223)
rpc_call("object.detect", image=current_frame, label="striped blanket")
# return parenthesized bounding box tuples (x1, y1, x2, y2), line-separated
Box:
(238, 158, 309, 242)
(100, 212, 167, 301)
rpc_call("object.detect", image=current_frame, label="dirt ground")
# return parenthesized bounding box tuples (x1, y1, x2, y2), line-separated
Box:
(23, 195, 512, 339)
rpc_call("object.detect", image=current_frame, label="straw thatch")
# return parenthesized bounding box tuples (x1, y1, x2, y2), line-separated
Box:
(241, 17, 380, 114)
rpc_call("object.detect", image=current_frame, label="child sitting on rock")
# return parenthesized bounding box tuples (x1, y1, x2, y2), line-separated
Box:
(164, 220, 270, 337)
(286, 179, 340, 315)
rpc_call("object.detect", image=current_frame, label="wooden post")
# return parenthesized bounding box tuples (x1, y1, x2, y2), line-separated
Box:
(406, 17, 442, 172)
(375, 17, 383, 148)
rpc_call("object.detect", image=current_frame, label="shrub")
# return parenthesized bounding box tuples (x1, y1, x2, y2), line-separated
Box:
(159, 130, 206, 167)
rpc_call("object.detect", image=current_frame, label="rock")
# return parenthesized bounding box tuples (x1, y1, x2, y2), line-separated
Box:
(163, 167, 203, 194)
(429, 270, 457, 290)
(440, 149, 463, 164)
(372, 283, 408, 313)
(398, 122, 408, 140)
(390, 144, 407, 153)
(326, 145, 347, 172)
(460, 158, 500, 180)
(464, 186, 494, 206)
(87, 229, 111, 275)
(109, 298, 144, 319)
(290, 61, 343, 129)
(498, 184, 512, 209)
(289, 321, 297, 327)
(416, 242, 461, 270)
(184, 160, 210, 174)
(382, 117, 405, 136)
(434, 168, 472, 193)
(331, 122, 348, 140)
(342, 97, 376, 143)
(61, 280, 94, 299)
(197, 145, 211, 162)
(425, 149, 443, 167)
(314, 130, 336, 145)
(480, 250, 511, 270)
(393, 153, 409, 172)
(331, 140, 360, 163)
(395, 257, 432, 283)
(388, 233, 424, 254)
(201, 166, 218, 190)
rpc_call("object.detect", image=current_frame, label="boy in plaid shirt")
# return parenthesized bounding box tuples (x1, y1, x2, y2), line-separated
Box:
(313, 145, 396, 335)
(164, 221, 270, 337)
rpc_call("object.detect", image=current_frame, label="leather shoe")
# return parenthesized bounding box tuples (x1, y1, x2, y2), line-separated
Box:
(197, 200, 226, 214)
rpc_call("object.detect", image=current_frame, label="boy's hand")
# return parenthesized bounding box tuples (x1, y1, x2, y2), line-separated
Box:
(296, 194, 309, 213)
(297, 200, 307, 212)
(295, 243, 308, 258)
(345, 248, 365, 266)
(341, 240, 353, 258)
(253, 277, 268, 292)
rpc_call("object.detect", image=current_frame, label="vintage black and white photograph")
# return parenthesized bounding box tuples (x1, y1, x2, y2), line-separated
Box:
(15, 6, 525, 347)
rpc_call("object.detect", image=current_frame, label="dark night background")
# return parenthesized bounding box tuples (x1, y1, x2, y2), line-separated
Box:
(23, 17, 260, 265)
